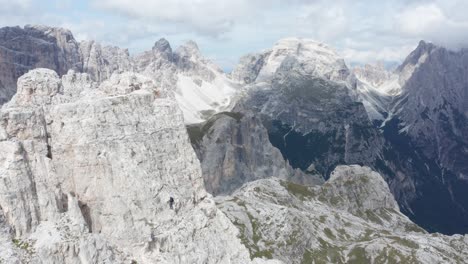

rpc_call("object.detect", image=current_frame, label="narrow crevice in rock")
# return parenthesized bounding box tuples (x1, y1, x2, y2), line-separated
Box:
(78, 201, 93, 233)
(57, 193, 68, 213)
(46, 144, 53, 159)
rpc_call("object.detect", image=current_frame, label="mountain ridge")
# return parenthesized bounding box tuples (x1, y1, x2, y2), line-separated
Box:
(1, 23, 468, 263)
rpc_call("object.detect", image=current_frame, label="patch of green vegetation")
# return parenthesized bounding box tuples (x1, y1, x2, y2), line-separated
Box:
(344, 179, 356, 187)
(229, 197, 246, 208)
(234, 211, 275, 260)
(303, 238, 345, 264)
(301, 249, 315, 264)
(347, 247, 370, 264)
(280, 181, 314, 200)
(12, 238, 32, 254)
(375, 247, 418, 264)
(433, 244, 465, 263)
(378, 209, 392, 222)
(323, 228, 336, 240)
(358, 229, 375, 242)
(232, 219, 250, 249)
(337, 228, 350, 240)
(328, 195, 343, 206)
(364, 210, 384, 225)
(12, 239, 20, 247)
(381, 229, 391, 236)
(286, 230, 300, 246)
(360, 175, 370, 184)
(389, 236, 419, 249)
(319, 215, 327, 223)
(131, 260, 138, 264)
(252, 249, 274, 259)
(374, 248, 387, 264)
(404, 223, 426, 233)
(246, 212, 261, 244)
(317, 194, 327, 203)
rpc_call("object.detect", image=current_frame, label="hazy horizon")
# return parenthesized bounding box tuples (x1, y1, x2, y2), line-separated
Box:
(2, 0, 467, 71)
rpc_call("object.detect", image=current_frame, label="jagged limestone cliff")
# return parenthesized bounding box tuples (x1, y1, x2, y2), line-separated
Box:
(0, 69, 276, 264)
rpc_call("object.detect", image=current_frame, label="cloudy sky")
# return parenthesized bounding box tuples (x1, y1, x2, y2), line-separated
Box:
(1, 0, 468, 71)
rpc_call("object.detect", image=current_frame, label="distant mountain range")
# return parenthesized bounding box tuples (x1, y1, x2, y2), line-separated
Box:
(0, 25, 467, 263)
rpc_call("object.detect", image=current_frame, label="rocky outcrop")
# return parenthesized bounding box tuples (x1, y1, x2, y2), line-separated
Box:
(353, 62, 392, 88)
(217, 165, 468, 263)
(230, 53, 271, 85)
(135, 38, 238, 124)
(188, 112, 323, 195)
(79, 41, 134, 83)
(0, 25, 82, 105)
(0, 68, 271, 263)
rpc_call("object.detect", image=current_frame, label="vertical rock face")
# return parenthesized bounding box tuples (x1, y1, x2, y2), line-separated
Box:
(349, 41, 468, 234)
(79, 40, 134, 82)
(188, 112, 323, 195)
(0, 25, 82, 105)
(378, 41, 468, 234)
(396, 41, 468, 175)
(0, 69, 260, 263)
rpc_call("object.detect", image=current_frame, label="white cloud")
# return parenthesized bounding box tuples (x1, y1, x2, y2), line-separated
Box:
(341, 45, 417, 64)
(0, 0, 32, 13)
(91, 0, 262, 36)
(2, 0, 468, 69)
(396, 2, 468, 48)
(397, 4, 446, 34)
(83, 0, 468, 67)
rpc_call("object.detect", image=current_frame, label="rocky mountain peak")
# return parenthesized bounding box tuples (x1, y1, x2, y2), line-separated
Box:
(152, 38, 173, 57)
(232, 37, 349, 84)
(353, 62, 392, 87)
(325, 165, 399, 214)
(24, 24, 75, 42)
(6, 69, 63, 107)
(176, 40, 201, 58)
(396, 40, 438, 86)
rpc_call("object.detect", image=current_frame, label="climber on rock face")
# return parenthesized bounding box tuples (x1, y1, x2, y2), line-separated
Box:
(169, 197, 174, 209)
